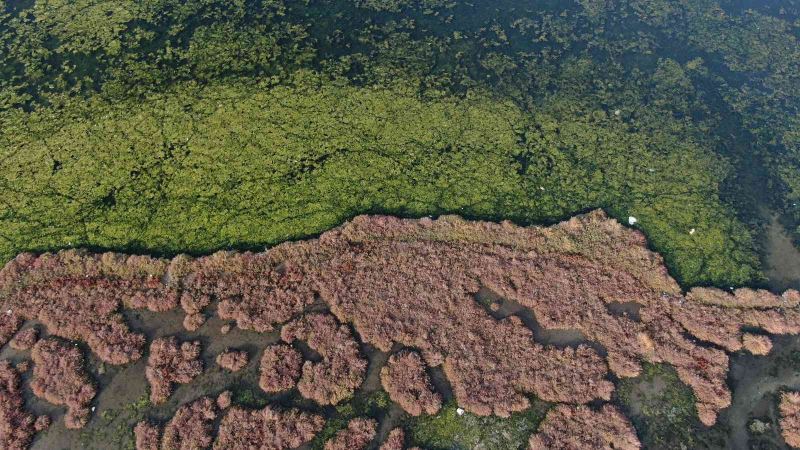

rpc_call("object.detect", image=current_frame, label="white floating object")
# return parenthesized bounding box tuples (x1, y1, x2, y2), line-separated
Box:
(91, 407, 96, 412)
(456, 408, 465, 416)
(539, 186, 545, 191)
(689, 228, 696, 235)
(5, 309, 11, 315)
(614, 109, 621, 116)
(628, 216, 638, 225)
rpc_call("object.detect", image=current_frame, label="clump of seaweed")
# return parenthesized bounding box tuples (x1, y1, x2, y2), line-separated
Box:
(780, 392, 800, 448)
(30, 337, 97, 429)
(379, 428, 407, 450)
(380, 350, 441, 416)
(0, 361, 37, 449)
(528, 404, 640, 449)
(10, 327, 38, 351)
(259, 344, 303, 393)
(146, 336, 202, 404)
(161, 397, 218, 450)
(216, 349, 249, 372)
(323, 418, 376, 450)
(3, 211, 799, 427)
(281, 314, 367, 405)
(134, 421, 161, 450)
(0, 312, 22, 349)
(213, 406, 324, 449)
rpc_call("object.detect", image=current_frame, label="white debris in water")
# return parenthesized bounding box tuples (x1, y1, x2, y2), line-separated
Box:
(628, 216, 638, 225)
(689, 228, 696, 235)
(91, 407, 96, 412)
(539, 186, 545, 191)
(456, 408, 465, 416)
(5, 309, 11, 315)
(614, 109, 622, 116)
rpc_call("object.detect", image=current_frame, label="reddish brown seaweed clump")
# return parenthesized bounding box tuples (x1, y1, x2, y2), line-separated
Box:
(379, 428, 406, 450)
(3, 211, 800, 425)
(184, 252, 317, 333)
(0, 361, 36, 449)
(259, 344, 303, 393)
(161, 397, 218, 450)
(213, 406, 324, 449)
(146, 337, 203, 404)
(33, 415, 50, 432)
(281, 314, 367, 405)
(134, 421, 161, 450)
(323, 418, 377, 450)
(780, 392, 800, 448)
(216, 349, 249, 372)
(0, 251, 175, 364)
(30, 337, 97, 429)
(10, 327, 38, 351)
(528, 404, 640, 449)
(216, 391, 232, 409)
(0, 312, 22, 349)
(381, 350, 441, 416)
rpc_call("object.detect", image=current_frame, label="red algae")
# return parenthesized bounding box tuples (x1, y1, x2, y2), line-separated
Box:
(281, 314, 367, 405)
(216, 391, 232, 409)
(0, 250, 172, 364)
(323, 418, 377, 450)
(781, 392, 800, 448)
(161, 397, 217, 450)
(0, 361, 36, 449)
(259, 344, 302, 393)
(146, 337, 203, 404)
(134, 421, 161, 450)
(0, 312, 22, 349)
(3, 211, 799, 425)
(216, 349, 249, 372)
(213, 406, 324, 449)
(30, 337, 97, 429)
(380, 350, 441, 416)
(528, 404, 640, 450)
(10, 327, 38, 351)
(379, 427, 406, 450)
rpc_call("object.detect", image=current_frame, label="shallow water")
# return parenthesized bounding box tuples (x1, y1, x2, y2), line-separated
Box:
(763, 213, 800, 292)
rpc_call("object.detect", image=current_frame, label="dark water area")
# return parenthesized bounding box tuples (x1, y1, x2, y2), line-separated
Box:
(763, 212, 800, 292)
